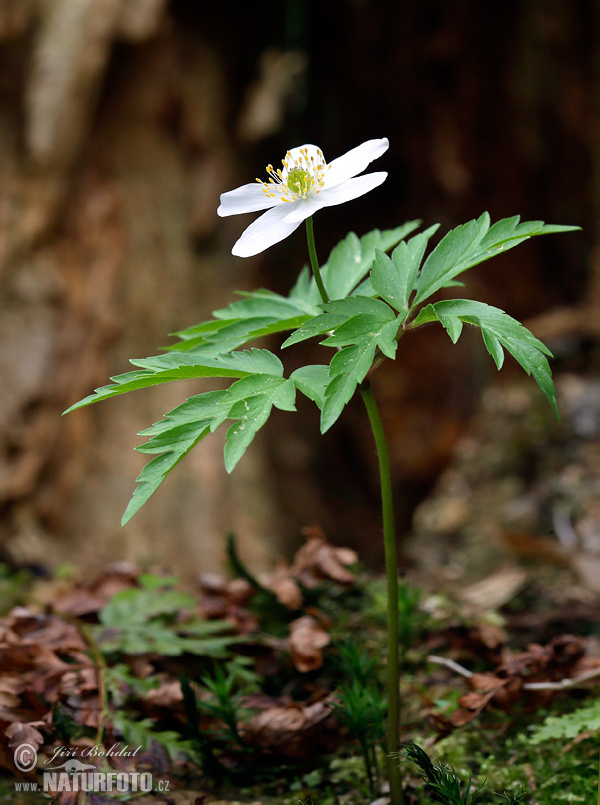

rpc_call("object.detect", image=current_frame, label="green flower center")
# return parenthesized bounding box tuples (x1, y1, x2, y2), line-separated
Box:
(286, 168, 312, 196)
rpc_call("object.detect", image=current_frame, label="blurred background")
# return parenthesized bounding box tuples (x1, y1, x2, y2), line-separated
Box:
(0, 0, 597, 578)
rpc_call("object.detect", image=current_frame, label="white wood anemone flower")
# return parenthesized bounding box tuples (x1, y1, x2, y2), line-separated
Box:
(217, 138, 389, 257)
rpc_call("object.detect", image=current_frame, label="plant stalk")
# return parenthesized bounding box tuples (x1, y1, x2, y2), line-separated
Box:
(305, 217, 403, 803)
(305, 217, 329, 304)
(359, 379, 403, 805)
(597, 735, 600, 805)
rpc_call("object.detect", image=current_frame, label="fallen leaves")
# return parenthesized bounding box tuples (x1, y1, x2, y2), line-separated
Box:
(430, 633, 600, 730)
(0, 527, 361, 792)
(288, 615, 331, 673)
(0, 607, 94, 776)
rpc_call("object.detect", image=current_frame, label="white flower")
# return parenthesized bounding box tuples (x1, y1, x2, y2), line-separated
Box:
(217, 138, 389, 257)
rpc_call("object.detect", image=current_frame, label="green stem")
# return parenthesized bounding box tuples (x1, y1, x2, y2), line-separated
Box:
(359, 380, 403, 805)
(305, 216, 329, 304)
(305, 218, 403, 803)
(597, 735, 600, 805)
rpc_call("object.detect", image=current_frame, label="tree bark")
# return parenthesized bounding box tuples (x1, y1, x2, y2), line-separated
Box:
(0, 0, 282, 575)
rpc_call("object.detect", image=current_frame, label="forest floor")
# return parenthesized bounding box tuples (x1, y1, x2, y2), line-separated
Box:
(2, 375, 600, 804)
(0, 522, 598, 805)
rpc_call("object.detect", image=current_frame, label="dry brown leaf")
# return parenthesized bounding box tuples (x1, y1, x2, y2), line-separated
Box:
(225, 578, 254, 605)
(458, 566, 528, 611)
(290, 526, 358, 586)
(3, 608, 87, 655)
(145, 680, 183, 708)
(271, 577, 303, 610)
(242, 699, 335, 758)
(288, 615, 330, 673)
(498, 634, 586, 680)
(0, 718, 39, 781)
(49, 565, 140, 617)
(263, 562, 304, 610)
(0, 676, 22, 707)
(60, 667, 98, 696)
(6, 720, 45, 751)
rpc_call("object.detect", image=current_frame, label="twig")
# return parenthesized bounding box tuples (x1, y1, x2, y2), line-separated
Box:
(523, 667, 600, 690)
(427, 655, 600, 690)
(427, 655, 473, 679)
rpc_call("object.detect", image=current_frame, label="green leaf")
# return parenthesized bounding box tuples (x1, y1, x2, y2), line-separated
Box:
(413, 215, 580, 306)
(411, 299, 557, 414)
(289, 223, 421, 307)
(213, 289, 315, 320)
(64, 348, 284, 413)
(320, 315, 402, 432)
(122, 423, 210, 525)
(529, 700, 600, 744)
(371, 225, 440, 312)
(121, 372, 296, 523)
(290, 364, 330, 409)
(320, 343, 377, 433)
(223, 379, 296, 472)
(283, 295, 396, 348)
(100, 588, 197, 625)
(169, 289, 315, 355)
(96, 586, 235, 657)
(323, 222, 421, 300)
(282, 296, 402, 431)
(111, 712, 196, 760)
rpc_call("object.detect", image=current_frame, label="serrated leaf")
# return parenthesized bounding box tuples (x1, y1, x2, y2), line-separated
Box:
(413, 215, 580, 305)
(288, 224, 421, 308)
(435, 305, 463, 343)
(283, 295, 397, 348)
(214, 289, 315, 320)
(122, 425, 210, 524)
(223, 378, 296, 472)
(64, 349, 283, 413)
(320, 337, 380, 433)
(320, 339, 378, 433)
(167, 317, 293, 356)
(481, 329, 504, 369)
(324, 222, 421, 300)
(97, 587, 235, 657)
(284, 296, 402, 431)
(121, 371, 295, 522)
(322, 310, 395, 345)
(131, 349, 284, 376)
(169, 231, 422, 356)
(414, 213, 490, 305)
(411, 299, 557, 414)
(290, 364, 330, 409)
(282, 311, 348, 348)
(371, 225, 440, 312)
(224, 396, 273, 472)
(169, 289, 315, 356)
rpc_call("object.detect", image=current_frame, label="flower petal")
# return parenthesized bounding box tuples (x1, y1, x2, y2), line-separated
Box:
(218, 183, 282, 217)
(232, 204, 304, 257)
(315, 171, 388, 208)
(324, 138, 389, 188)
(283, 195, 327, 223)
